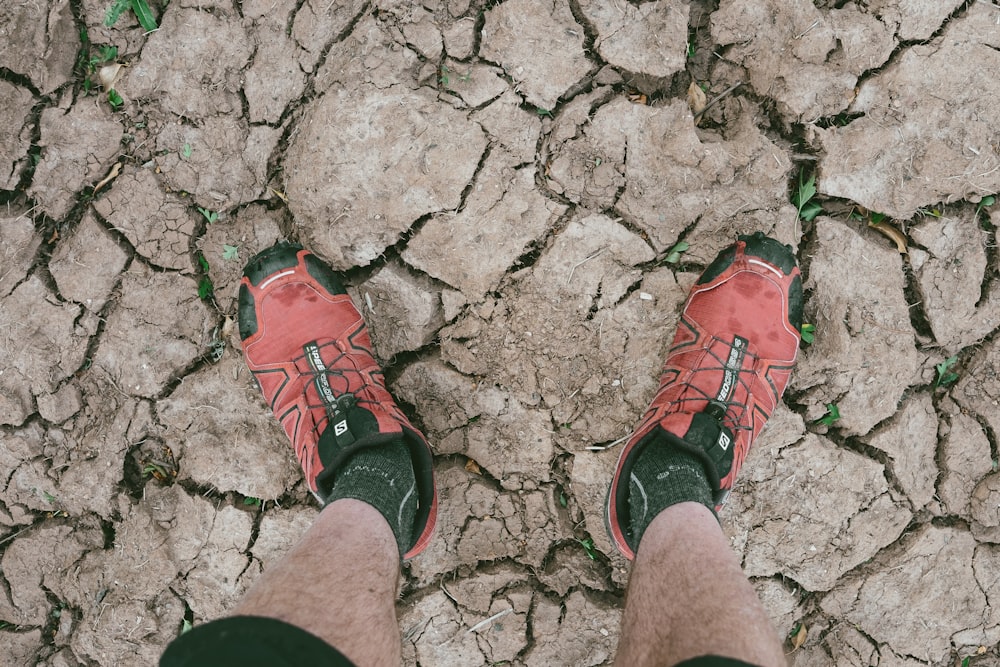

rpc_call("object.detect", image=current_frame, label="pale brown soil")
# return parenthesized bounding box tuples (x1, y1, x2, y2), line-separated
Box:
(3, 1, 1000, 665)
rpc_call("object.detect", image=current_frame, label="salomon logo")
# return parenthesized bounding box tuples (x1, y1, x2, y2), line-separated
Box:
(334, 420, 348, 436)
(718, 432, 731, 451)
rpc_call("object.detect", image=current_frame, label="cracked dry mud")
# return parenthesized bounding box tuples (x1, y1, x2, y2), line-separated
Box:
(3, 0, 1000, 665)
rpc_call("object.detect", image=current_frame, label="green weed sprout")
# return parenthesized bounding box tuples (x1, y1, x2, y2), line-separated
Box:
(800, 323, 815, 344)
(792, 170, 822, 222)
(934, 356, 959, 388)
(195, 253, 213, 300)
(815, 403, 840, 426)
(977, 195, 997, 217)
(107, 89, 124, 110)
(664, 241, 690, 265)
(197, 207, 219, 224)
(105, 0, 158, 32)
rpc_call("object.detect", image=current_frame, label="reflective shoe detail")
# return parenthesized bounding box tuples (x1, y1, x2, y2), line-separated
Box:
(238, 242, 437, 559)
(606, 232, 802, 560)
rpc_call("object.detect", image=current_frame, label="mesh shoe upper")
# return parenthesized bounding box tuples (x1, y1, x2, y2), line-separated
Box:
(606, 233, 802, 559)
(238, 243, 437, 559)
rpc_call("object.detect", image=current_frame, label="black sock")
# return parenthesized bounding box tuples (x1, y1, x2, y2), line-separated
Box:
(628, 436, 714, 545)
(326, 439, 417, 558)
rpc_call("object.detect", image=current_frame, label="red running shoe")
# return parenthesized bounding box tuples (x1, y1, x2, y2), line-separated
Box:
(238, 242, 437, 559)
(606, 232, 802, 559)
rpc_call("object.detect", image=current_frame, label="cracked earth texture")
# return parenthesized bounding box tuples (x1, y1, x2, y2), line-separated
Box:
(3, 0, 1000, 665)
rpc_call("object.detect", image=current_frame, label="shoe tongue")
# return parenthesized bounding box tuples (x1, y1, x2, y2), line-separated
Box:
(680, 410, 736, 475)
(318, 393, 395, 455)
(314, 396, 399, 501)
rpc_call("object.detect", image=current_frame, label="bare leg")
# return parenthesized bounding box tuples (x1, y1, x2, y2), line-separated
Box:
(616, 502, 786, 667)
(234, 499, 401, 666)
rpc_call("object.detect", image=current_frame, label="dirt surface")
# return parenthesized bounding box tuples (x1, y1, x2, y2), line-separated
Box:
(3, 1, 1000, 665)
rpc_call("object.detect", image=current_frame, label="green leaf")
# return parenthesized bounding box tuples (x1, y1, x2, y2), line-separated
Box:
(799, 201, 822, 222)
(977, 195, 997, 217)
(131, 0, 158, 31)
(182, 143, 192, 158)
(197, 277, 214, 300)
(222, 244, 239, 261)
(799, 175, 816, 203)
(142, 463, 167, 479)
(196, 253, 210, 271)
(559, 493, 567, 508)
(243, 496, 261, 506)
(197, 207, 218, 223)
(107, 88, 123, 110)
(104, 0, 131, 27)
(934, 355, 959, 387)
(536, 107, 553, 118)
(800, 323, 815, 345)
(816, 403, 840, 426)
(793, 171, 822, 221)
(577, 537, 597, 560)
(181, 619, 193, 635)
(664, 241, 690, 264)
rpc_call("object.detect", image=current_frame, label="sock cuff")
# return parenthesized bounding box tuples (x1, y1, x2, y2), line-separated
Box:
(628, 438, 715, 547)
(326, 441, 417, 558)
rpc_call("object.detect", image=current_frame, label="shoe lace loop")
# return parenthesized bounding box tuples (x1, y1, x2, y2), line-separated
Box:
(670, 334, 759, 436)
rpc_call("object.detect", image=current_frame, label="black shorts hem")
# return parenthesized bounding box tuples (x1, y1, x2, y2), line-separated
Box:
(675, 655, 764, 667)
(159, 615, 356, 667)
